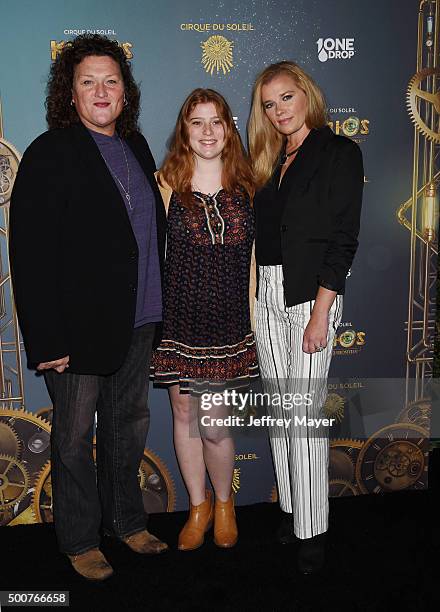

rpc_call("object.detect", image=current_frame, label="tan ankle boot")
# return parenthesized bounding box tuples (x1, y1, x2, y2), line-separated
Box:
(178, 490, 213, 551)
(123, 529, 169, 554)
(68, 548, 114, 581)
(214, 493, 238, 548)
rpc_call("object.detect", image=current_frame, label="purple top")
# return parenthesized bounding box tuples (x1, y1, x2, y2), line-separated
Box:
(89, 129, 162, 327)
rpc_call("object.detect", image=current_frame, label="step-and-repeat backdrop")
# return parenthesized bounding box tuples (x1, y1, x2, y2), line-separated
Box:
(0, 0, 435, 526)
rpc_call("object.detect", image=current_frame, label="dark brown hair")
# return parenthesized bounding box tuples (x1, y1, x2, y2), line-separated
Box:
(46, 34, 140, 137)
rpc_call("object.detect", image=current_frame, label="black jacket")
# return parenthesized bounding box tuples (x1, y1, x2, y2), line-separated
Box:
(9, 123, 166, 374)
(254, 126, 364, 306)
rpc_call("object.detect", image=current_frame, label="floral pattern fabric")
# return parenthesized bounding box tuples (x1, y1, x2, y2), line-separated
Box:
(150, 189, 259, 393)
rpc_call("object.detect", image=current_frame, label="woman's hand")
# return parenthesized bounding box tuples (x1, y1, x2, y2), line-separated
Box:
(37, 356, 70, 373)
(302, 286, 337, 354)
(303, 313, 329, 354)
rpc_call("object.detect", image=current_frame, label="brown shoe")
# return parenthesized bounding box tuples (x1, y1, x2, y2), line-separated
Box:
(68, 548, 114, 581)
(123, 529, 169, 554)
(214, 493, 238, 548)
(178, 490, 213, 551)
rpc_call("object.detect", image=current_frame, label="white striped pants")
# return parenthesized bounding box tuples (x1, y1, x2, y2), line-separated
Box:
(255, 265, 343, 539)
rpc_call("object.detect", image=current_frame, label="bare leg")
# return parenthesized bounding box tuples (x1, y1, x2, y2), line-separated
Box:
(169, 385, 206, 506)
(199, 399, 235, 502)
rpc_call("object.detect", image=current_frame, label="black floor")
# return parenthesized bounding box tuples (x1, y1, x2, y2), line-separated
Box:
(2, 451, 439, 612)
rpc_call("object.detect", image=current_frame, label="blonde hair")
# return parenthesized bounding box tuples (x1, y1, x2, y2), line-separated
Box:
(248, 61, 328, 189)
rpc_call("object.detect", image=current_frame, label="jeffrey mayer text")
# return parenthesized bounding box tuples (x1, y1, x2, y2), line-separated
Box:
(199, 415, 336, 428)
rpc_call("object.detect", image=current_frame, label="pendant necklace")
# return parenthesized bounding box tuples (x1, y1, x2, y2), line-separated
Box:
(280, 144, 301, 165)
(102, 138, 132, 210)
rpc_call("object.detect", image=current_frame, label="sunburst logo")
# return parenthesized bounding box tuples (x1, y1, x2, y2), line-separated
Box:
(201, 35, 234, 75)
(323, 393, 345, 422)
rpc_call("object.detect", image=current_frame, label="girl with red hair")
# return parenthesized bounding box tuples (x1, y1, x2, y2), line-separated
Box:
(151, 89, 258, 550)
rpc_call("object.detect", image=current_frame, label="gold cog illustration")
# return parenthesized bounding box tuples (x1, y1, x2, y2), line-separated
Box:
(329, 479, 359, 497)
(270, 484, 278, 503)
(0, 454, 30, 508)
(0, 408, 51, 432)
(355, 423, 429, 494)
(92, 442, 177, 512)
(397, 399, 430, 433)
(35, 406, 53, 424)
(0, 422, 21, 458)
(330, 438, 364, 483)
(31, 461, 52, 523)
(407, 67, 440, 142)
(0, 137, 21, 206)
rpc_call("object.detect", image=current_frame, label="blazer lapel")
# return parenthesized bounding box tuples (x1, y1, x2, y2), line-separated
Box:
(280, 126, 334, 215)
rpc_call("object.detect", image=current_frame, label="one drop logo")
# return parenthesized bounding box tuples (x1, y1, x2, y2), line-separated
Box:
(317, 38, 355, 62)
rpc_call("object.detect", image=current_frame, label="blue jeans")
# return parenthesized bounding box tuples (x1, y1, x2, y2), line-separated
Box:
(44, 323, 156, 555)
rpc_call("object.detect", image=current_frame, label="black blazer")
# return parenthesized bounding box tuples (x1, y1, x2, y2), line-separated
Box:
(9, 123, 166, 375)
(255, 126, 364, 306)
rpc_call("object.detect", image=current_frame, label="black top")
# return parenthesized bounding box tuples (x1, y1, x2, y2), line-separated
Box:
(254, 161, 284, 265)
(254, 126, 364, 307)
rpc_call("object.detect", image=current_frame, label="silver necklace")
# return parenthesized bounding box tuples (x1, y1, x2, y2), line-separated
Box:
(102, 138, 132, 210)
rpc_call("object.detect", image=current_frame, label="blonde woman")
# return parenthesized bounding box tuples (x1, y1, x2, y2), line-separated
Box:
(248, 61, 363, 573)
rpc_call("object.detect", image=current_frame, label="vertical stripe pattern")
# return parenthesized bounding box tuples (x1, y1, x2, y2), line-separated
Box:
(255, 265, 343, 539)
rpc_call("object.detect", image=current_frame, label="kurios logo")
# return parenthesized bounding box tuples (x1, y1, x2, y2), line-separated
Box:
(50, 37, 133, 60)
(328, 108, 370, 144)
(317, 37, 355, 62)
(333, 321, 366, 356)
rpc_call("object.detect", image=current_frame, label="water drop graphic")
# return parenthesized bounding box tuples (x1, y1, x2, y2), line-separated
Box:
(318, 47, 328, 62)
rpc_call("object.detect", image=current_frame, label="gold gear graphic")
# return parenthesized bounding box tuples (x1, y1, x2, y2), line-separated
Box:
(406, 67, 440, 142)
(0, 137, 21, 206)
(0, 409, 51, 524)
(138, 465, 147, 490)
(270, 484, 278, 503)
(329, 439, 364, 486)
(0, 422, 21, 458)
(92, 442, 177, 512)
(35, 406, 53, 424)
(140, 447, 177, 512)
(329, 479, 359, 497)
(0, 454, 30, 508)
(31, 461, 52, 523)
(397, 399, 430, 433)
(0, 408, 51, 432)
(355, 423, 429, 493)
